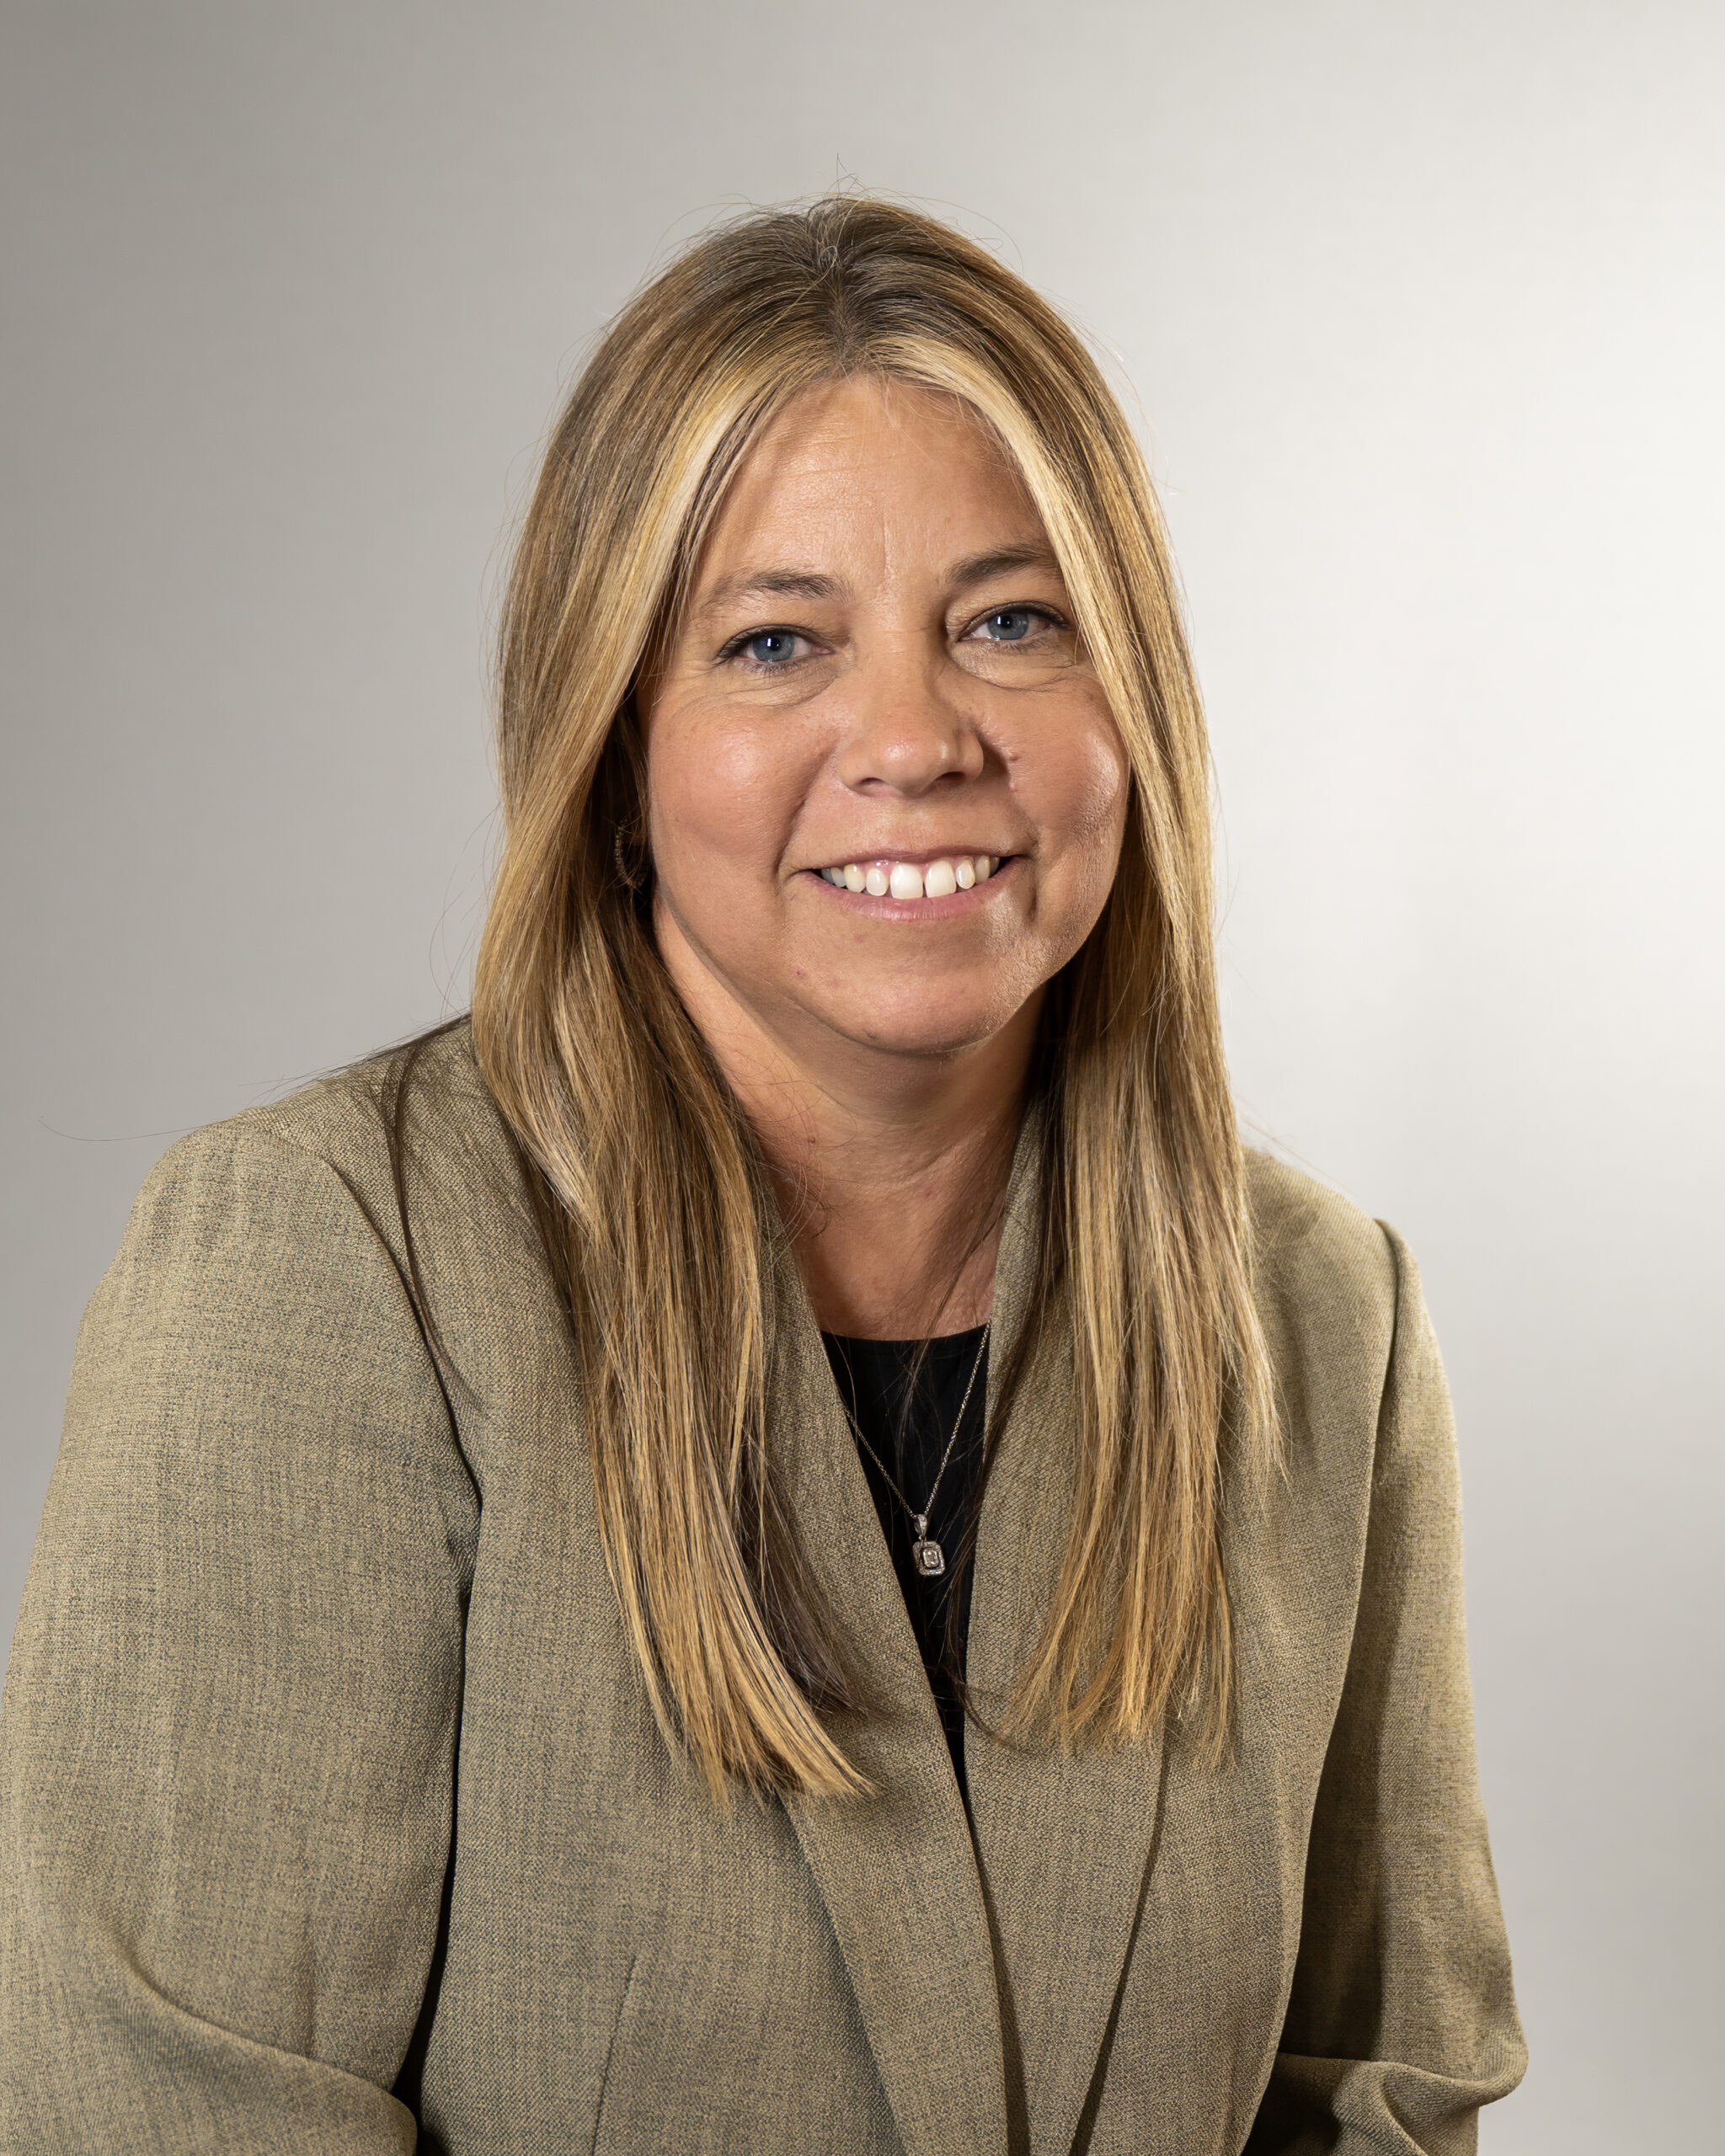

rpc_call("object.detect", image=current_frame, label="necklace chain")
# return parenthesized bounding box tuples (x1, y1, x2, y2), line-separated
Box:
(842, 1321, 990, 1581)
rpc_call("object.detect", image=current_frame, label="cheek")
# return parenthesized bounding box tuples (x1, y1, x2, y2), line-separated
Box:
(1074, 729, 1132, 847)
(1031, 705, 1132, 868)
(647, 707, 809, 883)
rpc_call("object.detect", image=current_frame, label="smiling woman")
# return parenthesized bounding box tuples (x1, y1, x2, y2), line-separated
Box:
(1, 199, 1525, 2156)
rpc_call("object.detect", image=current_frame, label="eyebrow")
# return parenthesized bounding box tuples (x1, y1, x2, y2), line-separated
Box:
(694, 542, 1065, 619)
(694, 568, 843, 616)
(946, 542, 1065, 590)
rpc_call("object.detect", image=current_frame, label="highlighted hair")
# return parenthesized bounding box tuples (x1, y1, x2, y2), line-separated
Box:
(472, 197, 1274, 1799)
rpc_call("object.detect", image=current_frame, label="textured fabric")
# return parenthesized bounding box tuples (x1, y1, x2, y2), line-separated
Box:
(0, 1023, 1525, 2153)
(822, 1326, 988, 1799)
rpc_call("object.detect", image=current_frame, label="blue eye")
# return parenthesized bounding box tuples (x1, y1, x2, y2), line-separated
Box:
(743, 629, 800, 664)
(979, 608, 1036, 642)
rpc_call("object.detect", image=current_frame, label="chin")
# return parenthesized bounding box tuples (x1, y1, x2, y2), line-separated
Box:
(819, 985, 1029, 1063)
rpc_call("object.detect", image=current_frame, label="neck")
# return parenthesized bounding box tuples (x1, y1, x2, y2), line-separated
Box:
(773, 1068, 1028, 1340)
(656, 910, 1037, 1339)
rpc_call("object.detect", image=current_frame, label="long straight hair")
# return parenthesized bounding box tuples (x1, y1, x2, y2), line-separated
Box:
(470, 197, 1274, 1800)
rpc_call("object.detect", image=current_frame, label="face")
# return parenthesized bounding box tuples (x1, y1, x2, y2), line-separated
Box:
(640, 376, 1130, 1081)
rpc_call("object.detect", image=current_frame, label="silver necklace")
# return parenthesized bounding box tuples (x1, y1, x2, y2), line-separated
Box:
(843, 1321, 990, 1580)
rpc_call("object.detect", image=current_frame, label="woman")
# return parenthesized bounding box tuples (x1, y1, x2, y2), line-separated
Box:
(1, 198, 1525, 2153)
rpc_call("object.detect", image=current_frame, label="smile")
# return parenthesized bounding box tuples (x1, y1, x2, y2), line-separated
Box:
(814, 855, 1002, 901)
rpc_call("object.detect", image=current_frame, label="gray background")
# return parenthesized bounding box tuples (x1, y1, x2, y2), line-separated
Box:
(3, 3, 1720, 2149)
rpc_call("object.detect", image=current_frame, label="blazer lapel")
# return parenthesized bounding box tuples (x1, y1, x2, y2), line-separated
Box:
(772, 1249, 1009, 2156)
(964, 1122, 1168, 2156)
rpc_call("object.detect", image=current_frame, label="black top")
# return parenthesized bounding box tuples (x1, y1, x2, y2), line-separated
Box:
(820, 1326, 989, 1802)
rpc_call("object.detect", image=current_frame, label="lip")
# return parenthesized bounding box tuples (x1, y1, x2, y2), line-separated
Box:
(799, 854, 1019, 920)
(808, 846, 1011, 870)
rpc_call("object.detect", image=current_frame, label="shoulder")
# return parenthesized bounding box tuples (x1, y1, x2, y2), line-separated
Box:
(110, 1021, 542, 1362)
(136, 1018, 519, 1244)
(60, 1038, 512, 1497)
(78, 1021, 553, 1494)
(212, 1016, 508, 1189)
(1242, 1147, 1402, 1401)
(1243, 1146, 1397, 1313)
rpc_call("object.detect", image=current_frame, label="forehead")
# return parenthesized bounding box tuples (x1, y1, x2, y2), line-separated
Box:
(692, 376, 1045, 584)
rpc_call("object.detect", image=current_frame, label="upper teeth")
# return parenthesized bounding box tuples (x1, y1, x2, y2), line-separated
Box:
(818, 857, 999, 900)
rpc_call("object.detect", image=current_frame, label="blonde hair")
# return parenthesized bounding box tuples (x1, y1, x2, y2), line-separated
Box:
(471, 196, 1274, 1800)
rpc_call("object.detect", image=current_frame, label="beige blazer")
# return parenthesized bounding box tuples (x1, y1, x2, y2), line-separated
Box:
(1, 1025, 1524, 2154)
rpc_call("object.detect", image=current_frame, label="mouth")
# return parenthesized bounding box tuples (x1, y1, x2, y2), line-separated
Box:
(809, 852, 1006, 904)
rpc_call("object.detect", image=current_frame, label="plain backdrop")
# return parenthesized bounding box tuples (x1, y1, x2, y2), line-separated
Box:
(3, 3, 1721, 2150)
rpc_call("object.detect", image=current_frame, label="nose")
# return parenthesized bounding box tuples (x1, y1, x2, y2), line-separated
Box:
(832, 642, 985, 797)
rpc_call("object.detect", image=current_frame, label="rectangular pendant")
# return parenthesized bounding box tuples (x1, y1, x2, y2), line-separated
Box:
(912, 1538, 946, 1578)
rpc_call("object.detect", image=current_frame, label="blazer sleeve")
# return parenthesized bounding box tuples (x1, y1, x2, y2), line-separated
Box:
(1245, 1226, 1527, 2156)
(0, 1124, 480, 2155)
